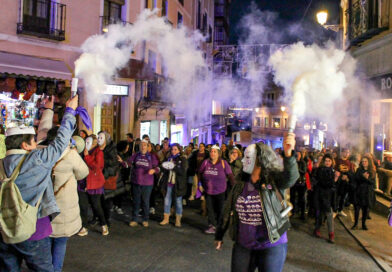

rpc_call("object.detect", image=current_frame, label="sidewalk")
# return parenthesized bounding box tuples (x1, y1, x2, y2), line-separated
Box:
(338, 206, 392, 272)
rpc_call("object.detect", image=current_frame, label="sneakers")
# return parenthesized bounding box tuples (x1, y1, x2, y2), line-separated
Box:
(333, 212, 337, 219)
(182, 199, 187, 206)
(328, 232, 335, 244)
(204, 225, 216, 234)
(338, 211, 347, 217)
(142, 221, 149, 228)
(188, 196, 195, 201)
(102, 225, 109, 236)
(77, 227, 88, 237)
(149, 207, 155, 215)
(129, 221, 138, 227)
(314, 229, 321, 238)
(115, 207, 124, 215)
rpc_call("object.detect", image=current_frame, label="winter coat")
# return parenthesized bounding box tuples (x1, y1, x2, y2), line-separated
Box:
(352, 168, 375, 207)
(85, 147, 105, 190)
(187, 150, 209, 176)
(312, 166, 336, 212)
(50, 147, 89, 238)
(102, 141, 119, 179)
(160, 155, 188, 197)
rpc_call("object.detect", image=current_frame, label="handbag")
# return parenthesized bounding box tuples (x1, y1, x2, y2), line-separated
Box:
(104, 173, 119, 190)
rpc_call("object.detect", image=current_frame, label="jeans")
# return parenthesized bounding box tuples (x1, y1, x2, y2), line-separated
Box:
(132, 184, 153, 222)
(0, 236, 53, 272)
(231, 243, 288, 272)
(315, 208, 334, 233)
(50, 237, 68, 272)
(205, 193, 225, 227)
(164, 186, 183, 215)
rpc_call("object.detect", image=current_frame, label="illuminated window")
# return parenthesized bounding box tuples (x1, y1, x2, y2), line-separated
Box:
(273, 118, 281, 128)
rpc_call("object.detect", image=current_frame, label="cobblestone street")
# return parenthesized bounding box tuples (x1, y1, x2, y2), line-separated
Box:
(63, 203, 381, 272)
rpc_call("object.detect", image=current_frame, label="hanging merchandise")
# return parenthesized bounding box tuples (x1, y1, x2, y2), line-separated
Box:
(0, 93, 37, 128)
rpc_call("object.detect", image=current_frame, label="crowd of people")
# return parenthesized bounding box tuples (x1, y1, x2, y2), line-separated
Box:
(0, 94, 384, 272)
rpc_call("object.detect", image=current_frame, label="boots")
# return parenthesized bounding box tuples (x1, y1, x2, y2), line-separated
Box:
(362, 223, 368, 230)
(328, 232, 335, 244)
(160, 213, 170, 226)
(175, 214, 182, 227)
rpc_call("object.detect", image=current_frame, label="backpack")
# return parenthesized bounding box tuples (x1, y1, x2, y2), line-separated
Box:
(0, 155, 43, 244)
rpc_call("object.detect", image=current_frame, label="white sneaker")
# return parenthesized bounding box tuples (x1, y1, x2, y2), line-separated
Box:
(338, 211, 347, 217)
(182, 199, 187, 205)
(116, 207, 124, 215)
(188, 196, 195, 201)
(149, 207, 155, 215)
(333, 212, 337, 219)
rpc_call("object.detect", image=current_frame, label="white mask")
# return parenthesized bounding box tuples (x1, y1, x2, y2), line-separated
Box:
(85, 137, 93, 151)
(98, 133, 106, 146)
(242, 144, 257, 174)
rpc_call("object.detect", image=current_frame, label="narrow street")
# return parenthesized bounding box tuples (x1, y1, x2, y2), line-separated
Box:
(63, 203, 381, 272)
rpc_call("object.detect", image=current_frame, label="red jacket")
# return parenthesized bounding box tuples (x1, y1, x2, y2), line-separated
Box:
(84, 147, 105, 190)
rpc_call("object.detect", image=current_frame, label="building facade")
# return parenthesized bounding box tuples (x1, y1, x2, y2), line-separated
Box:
(341, 0, 392, 158)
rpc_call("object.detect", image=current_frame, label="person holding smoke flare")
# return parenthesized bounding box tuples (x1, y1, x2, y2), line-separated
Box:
(215, 133, 298, 272)
(199, 146, 235, 235)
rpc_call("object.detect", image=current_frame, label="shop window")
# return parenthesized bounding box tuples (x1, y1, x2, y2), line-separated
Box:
(102, 0, 124, 32)
(273, 117, 281, 129)
(202, 13, 207, 35)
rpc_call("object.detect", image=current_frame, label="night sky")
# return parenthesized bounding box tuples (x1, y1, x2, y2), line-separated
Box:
(229, 0, 341, 44)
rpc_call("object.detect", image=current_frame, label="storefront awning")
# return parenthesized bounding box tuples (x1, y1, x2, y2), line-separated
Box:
(0, 51, 72, 80)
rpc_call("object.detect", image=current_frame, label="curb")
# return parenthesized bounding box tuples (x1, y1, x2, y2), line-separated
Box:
(338, 216, 391, 272)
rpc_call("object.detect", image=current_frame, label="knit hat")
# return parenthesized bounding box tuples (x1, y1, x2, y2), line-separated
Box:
(72, 136, 85, 154)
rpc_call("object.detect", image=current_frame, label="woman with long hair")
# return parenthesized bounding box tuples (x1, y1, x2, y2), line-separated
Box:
(215, 134, 298, 272)
(351, 155, 375, 230)
(313, 154, 339, 243)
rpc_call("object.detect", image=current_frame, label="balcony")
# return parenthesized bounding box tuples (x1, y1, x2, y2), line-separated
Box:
(100, 16, 130, 33)
(17, 0, 66, 41)
(347, 0, 389, 46)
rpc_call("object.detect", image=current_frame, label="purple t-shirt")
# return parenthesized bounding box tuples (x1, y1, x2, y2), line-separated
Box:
(125, 152, 159, 186)
(199, 159, 232, 195)
(236, 182, 288, 250)
(28, 216, 53, 241)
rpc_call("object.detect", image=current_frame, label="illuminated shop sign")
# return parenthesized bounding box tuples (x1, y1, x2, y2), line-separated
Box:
(104, 85, 129, 96)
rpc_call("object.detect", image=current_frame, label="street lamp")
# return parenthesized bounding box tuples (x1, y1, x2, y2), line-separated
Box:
(316, 10, 342, 32)
(316, 11, 328, 25)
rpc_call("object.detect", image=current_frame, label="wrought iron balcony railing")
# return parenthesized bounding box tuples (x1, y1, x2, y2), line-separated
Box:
(17, 0, 66, 41)
(100, 16, 130, 33)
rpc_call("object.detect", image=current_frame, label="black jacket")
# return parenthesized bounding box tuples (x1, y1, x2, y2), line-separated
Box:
(215, 155, 299, 244)
(229, 159, 243, 183)
(102, 141, 119, 179)
(312, 166, 336, 212)
(160, 155, 188, 197)
(295, 159, 307, 186)
(352, 168, 375, 207)
(187, 150, 209, 176)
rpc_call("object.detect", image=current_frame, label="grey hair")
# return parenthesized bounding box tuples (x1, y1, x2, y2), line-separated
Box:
(256, 143, 283, 173)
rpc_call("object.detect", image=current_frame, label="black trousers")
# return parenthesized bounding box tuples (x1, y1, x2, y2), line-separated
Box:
(290, 186, 306, 217)
(354, 205, 369, 226)
(205, 193, 226, 227)
(78, 191, 89, 228)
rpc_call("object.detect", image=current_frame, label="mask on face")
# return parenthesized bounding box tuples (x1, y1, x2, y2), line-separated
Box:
(85, 137, 93, 151)
(97, 133, 106, 147)
(242, 144, 257, 174)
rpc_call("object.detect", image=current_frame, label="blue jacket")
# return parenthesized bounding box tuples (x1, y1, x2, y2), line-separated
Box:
(2, 111, 76, 219)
